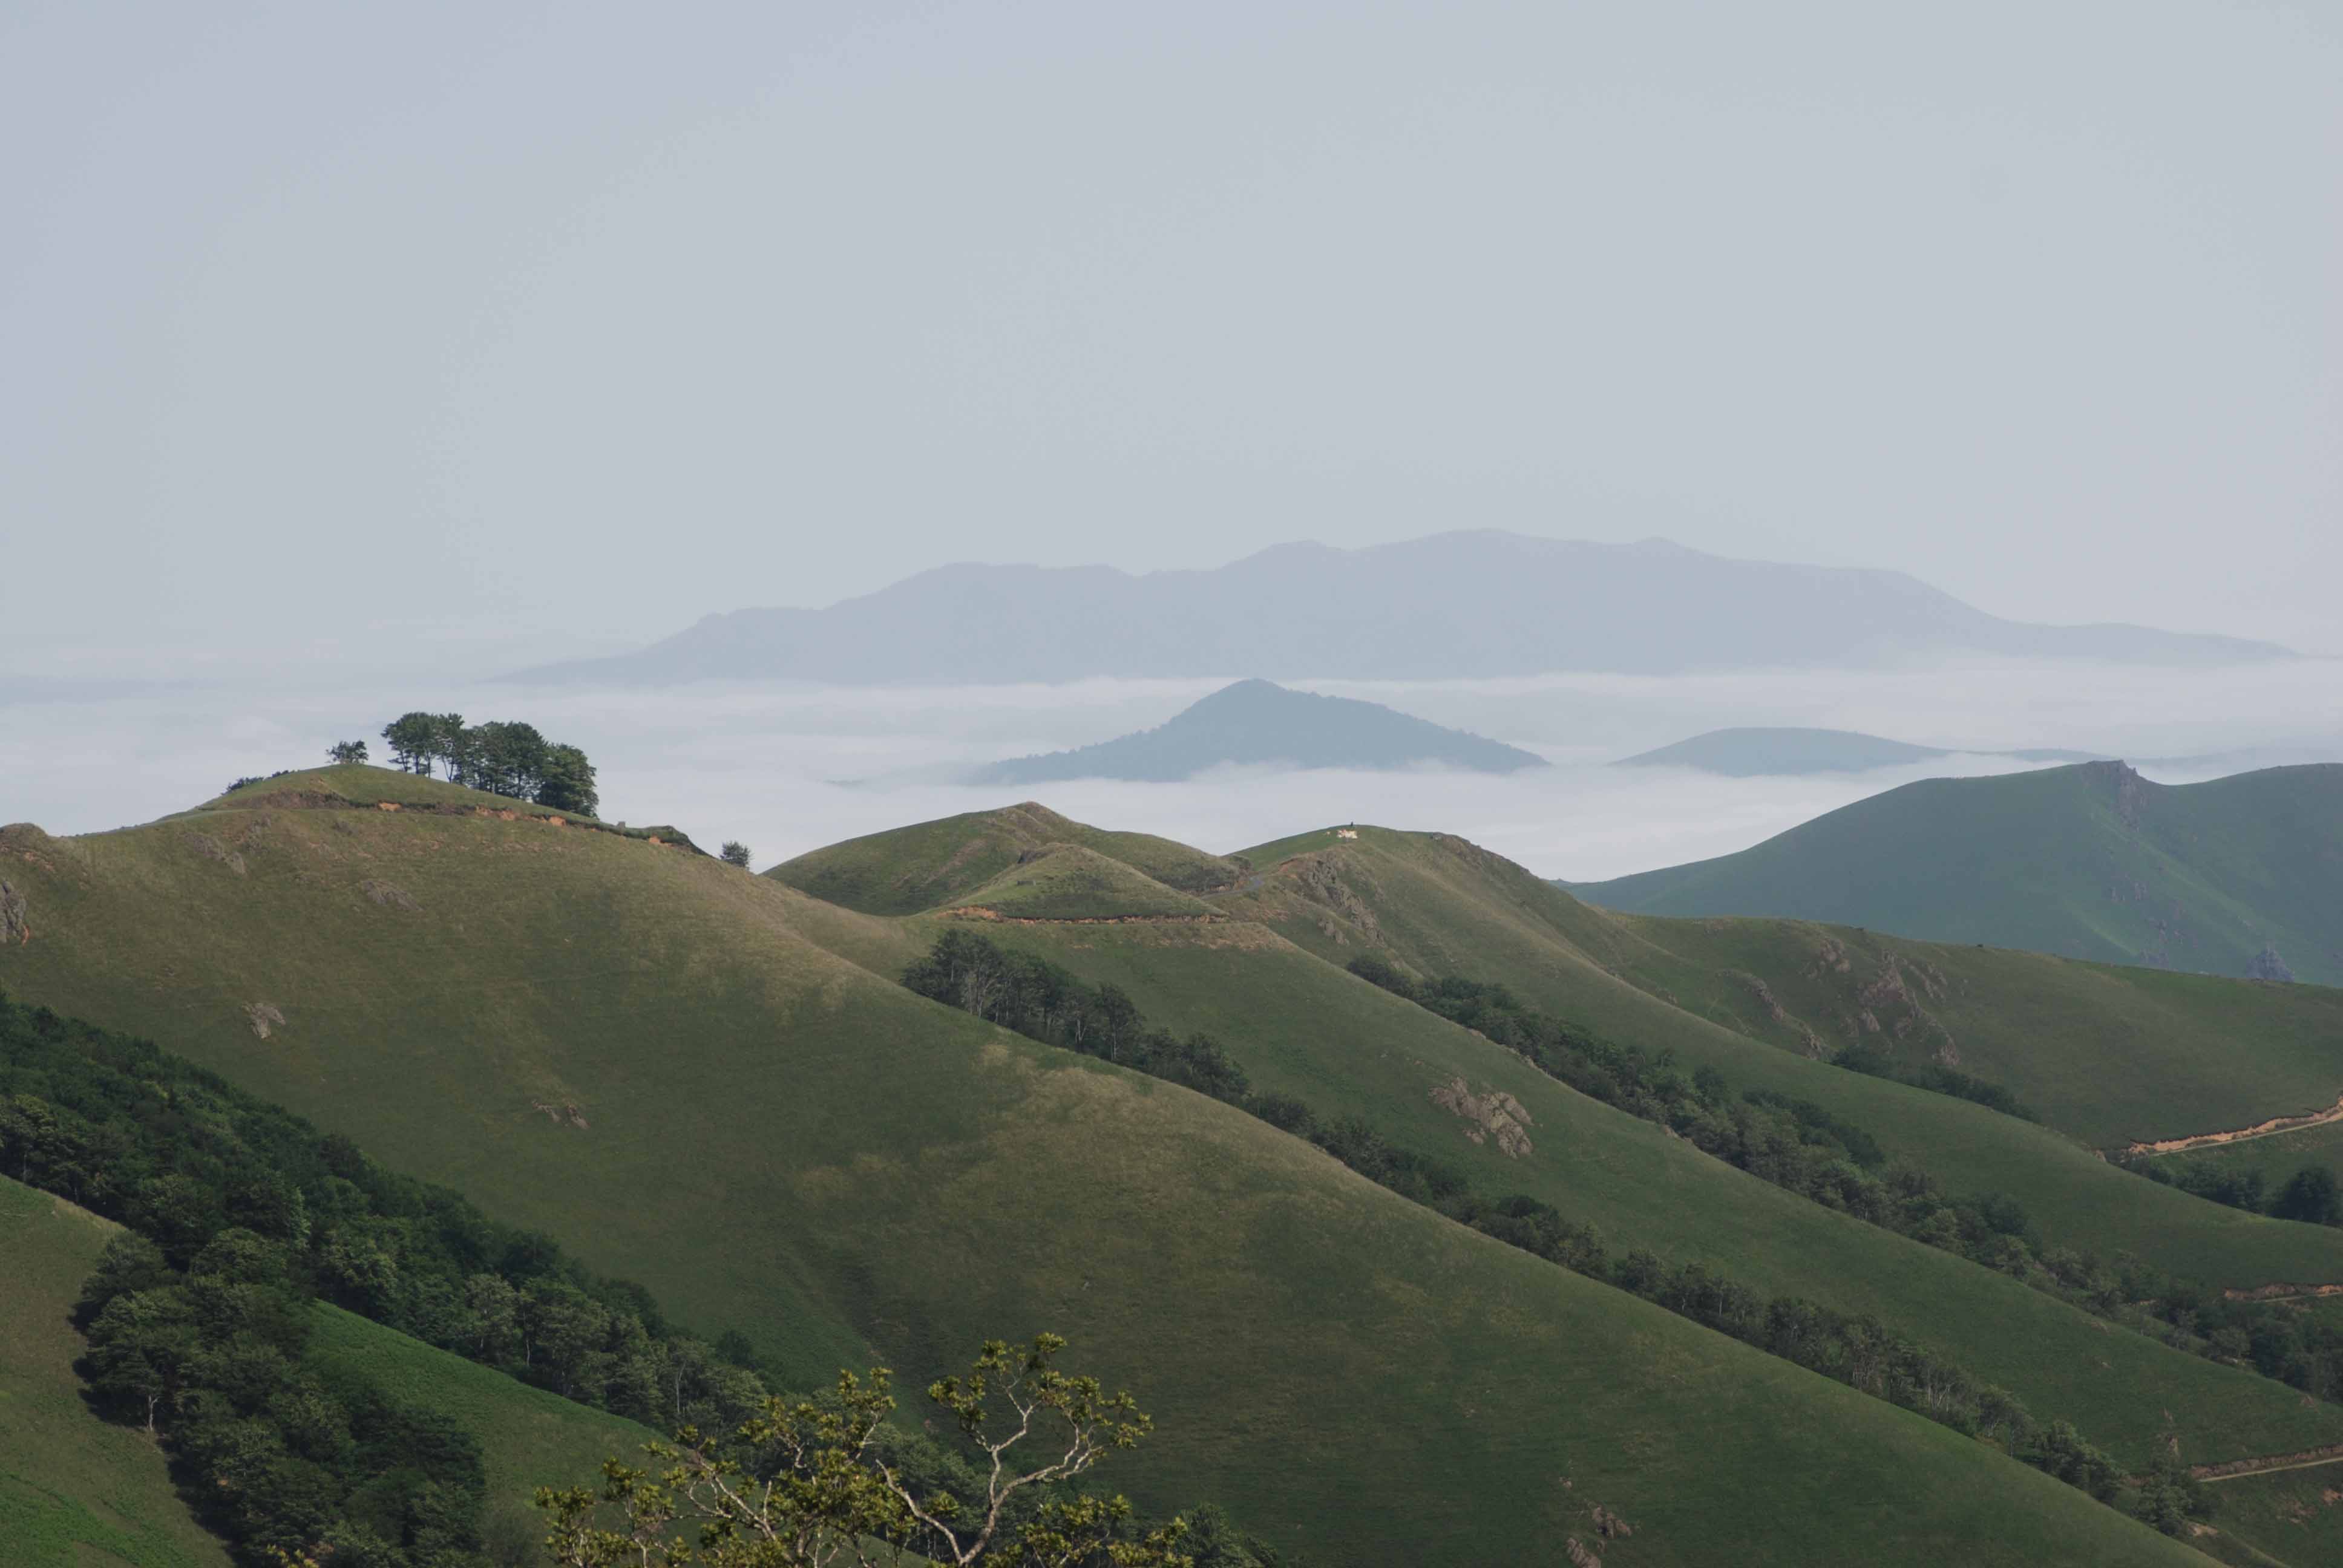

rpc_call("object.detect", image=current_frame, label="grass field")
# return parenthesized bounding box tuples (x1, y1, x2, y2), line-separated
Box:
(2193, 1463, 2343, 1568)
(1579, 913, 2343, 1148)
(772, 801, 1240, 913)
(2146, 1119, 2343, 1207)
(0, 769, 2232, 1564)
(935, 912, 2343, 1469)
(1571, 760, 2343, 987)
(303, 1304, 653, 1556)
(0, 1177, 232, 1568)
(1213, 825, 2343, 1293)
(0, 1172, 650, 1568)
(951, 843, 1221, 919)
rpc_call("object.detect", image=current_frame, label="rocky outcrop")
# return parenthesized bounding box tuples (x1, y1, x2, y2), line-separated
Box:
(2246, 943, 2296, 982)
(1430, 1076, 1535, 1157)
(359, 880, 421, 911)
(1283, 852, 1381, 938)
(2081, 758, 2150, 828)
(183, 831, 247, 876)
(0, 879, 27, 944)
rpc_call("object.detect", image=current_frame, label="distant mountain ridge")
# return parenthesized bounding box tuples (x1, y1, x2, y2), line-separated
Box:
(966, 679, 1546, 783)
(1570, 760, 2343, 985)
(514, 532, 2292, 685)
(1619, 727, 2105, 776)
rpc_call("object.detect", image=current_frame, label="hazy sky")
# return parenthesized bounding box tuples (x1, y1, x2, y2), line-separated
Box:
(5, 1, 2337, 678)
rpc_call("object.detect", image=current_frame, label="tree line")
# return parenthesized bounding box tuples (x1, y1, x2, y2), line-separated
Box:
(1348, 958, 2343, 1440)
(901, 931, 2208, 1535)
(2130, 1155, 2343, 1227)
(379, 712, 598, 817)
(79, 1224, 496, 1566)
(0, 989, 1273, 1568)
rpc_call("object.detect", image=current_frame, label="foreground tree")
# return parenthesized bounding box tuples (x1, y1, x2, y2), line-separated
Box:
(536, 1333, 1187, 1568)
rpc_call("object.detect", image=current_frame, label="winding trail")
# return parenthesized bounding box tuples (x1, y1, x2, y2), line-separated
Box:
(2224, 1283, 2343, 1304)
(2194, 1444, 2343, 1483)
(2120, 1093, 2343, 1158)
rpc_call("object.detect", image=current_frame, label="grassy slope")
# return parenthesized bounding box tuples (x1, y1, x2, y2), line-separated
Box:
(1579, 912, 2343, 1148)
(771, 811, 2343, 1469)
(1571, 761, 2343, 987)
(770, 802, 1240, 915)
(301, 1304, 654, 1551)
(0, 1177, 231, 1568)
(951, 845, 1220, 920)
(1217, 828, 2343, 1294)
(2147, 1120, 2343, 1204)
(2195, 1468, 2343, 1568)
(0, 1172, 647, 1568)
(934, 915, 2343, 1469)
(0, 769, 2215, 1566)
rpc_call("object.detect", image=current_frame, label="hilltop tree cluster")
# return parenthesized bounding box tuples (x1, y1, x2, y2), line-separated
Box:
(379, 711, 598, 816)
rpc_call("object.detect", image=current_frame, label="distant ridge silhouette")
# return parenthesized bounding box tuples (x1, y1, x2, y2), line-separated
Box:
(966, 679, 1547, 783)
(514, 531, 2293, 686)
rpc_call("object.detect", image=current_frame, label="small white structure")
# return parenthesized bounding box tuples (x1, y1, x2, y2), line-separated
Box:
(1335, 828, 1358, 840)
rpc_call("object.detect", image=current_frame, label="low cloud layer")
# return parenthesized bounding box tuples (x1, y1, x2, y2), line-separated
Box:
(6, 658, 2335, 882)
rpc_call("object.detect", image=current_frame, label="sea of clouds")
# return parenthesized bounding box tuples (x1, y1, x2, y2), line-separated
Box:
(4, 657, 2336, 881)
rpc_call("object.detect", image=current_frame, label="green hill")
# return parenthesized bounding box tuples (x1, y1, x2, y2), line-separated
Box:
(1222, 824, 2343, 1249)
(783, 811, 2343, 1469)
(949, 844, 1222, 920)
(968, 678, 1547, 783)
(1570, 760, 2343, 985)
(771, 800, 1242, 915)
(300, 1304, 655, 1558)
(0, 1177, 231, 1568)
(1616, 725, 2100, 774)
(0, 766, 2227, 1564)
(0, 1174, 644, 1568)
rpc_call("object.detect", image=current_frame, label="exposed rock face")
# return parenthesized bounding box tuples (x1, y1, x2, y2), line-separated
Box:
(2082, 758, 2149, 828)
(1431, 1076, 1535, 1157)
(2247, 943, 2296, 982)
(184, 831, 248, 876)
(244, 1002, 286, 1039)
(1285, 852, 1381, 938)
(0, 879, 27, 944)
(359, 879, 421, 910)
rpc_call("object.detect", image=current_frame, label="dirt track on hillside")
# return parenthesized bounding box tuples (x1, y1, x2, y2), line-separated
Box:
(2121, 1093, 2343, 1157)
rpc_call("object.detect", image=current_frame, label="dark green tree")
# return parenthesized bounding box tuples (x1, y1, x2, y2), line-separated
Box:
(427, 713, 470, 783)
(468, 721, 550, 800)
(719, 841, 752, 869)
(536, 744, 599, 817)
(327, 740, 370, 765)
(2272, 1166, 2342, 1226)
(380, 713, 441, 775)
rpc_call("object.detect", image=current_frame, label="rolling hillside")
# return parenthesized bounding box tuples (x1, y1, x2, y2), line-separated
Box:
(0, 766, 2233, 1564)
(966, 678, 1546, 783)
(777, 809, 2343, 1462)
(0, 1174, 645, 1568)
(772, 799, 1242, 916)
(1571, 760, 2343, 986)
(0, 1177, 231, 1568)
